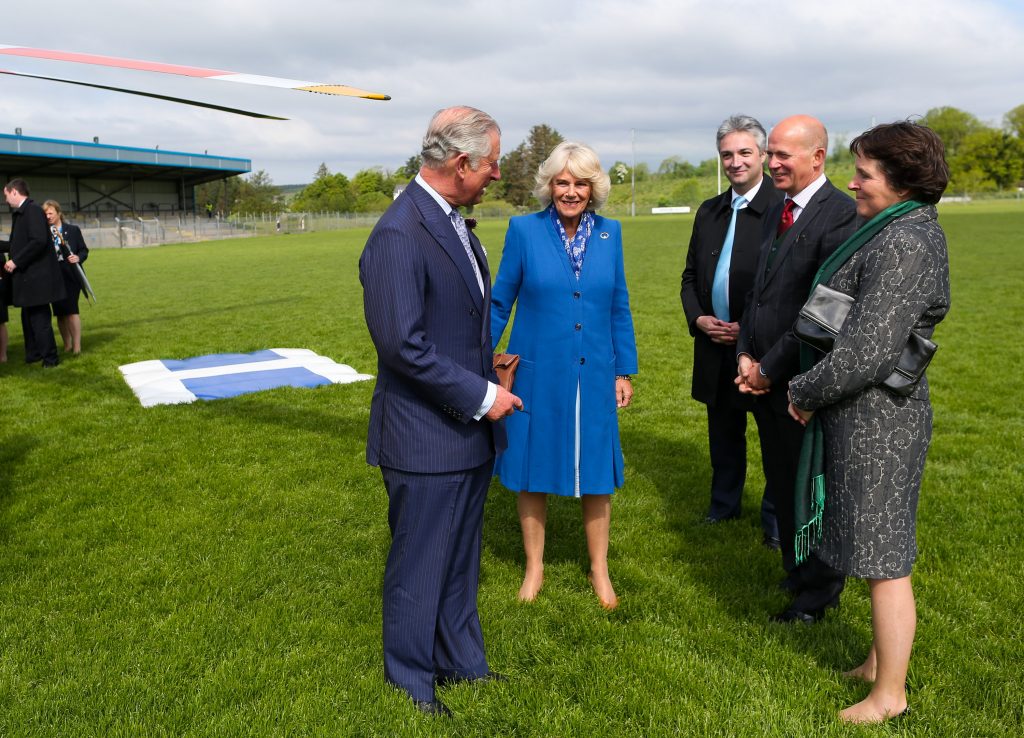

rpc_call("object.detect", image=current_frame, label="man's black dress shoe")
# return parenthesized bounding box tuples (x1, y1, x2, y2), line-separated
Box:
(413, 699, 452, 717)
(771, 607, 826, 624)
(436, 670, 507, 687)
(763, 534, 782, 550)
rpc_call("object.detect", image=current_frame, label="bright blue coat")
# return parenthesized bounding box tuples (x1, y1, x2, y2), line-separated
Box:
(490, 210, 638, 496)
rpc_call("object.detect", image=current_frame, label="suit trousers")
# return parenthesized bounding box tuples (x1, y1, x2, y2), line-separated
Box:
(21, 304, 58, 365)
(706, 403, 778, 538)
(381, 461, 492, 702)
(752, 399, 845, 611)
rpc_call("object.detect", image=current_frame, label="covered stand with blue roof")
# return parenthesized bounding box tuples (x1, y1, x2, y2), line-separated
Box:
(0, 131, 249, 218)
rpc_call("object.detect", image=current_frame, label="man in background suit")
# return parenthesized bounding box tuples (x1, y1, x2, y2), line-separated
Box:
(360, 106, 522, 717)
(681, 115, 783, 546)
(3, 178, 64, 368)
(737, 115, 857, 623)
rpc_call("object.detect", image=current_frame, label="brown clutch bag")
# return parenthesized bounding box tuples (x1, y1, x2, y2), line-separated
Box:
(492, 353, 520, 391)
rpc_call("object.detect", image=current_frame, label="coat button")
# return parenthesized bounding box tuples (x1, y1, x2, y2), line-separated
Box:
(573, 291, 581, 299)
(575, 323, 582, 331)
(579, 357, 585, 365)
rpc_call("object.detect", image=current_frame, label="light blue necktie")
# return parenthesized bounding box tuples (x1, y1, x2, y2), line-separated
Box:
(711, 195, 747, 322)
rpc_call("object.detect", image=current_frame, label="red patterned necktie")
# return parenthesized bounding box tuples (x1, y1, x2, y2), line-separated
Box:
(776, 198, 796, 238)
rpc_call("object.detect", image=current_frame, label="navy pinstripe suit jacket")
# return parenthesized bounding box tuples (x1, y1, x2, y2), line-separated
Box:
(360, 179, 504, 473)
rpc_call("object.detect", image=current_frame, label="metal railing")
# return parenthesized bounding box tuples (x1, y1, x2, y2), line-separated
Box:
(12, 212, 386, 249)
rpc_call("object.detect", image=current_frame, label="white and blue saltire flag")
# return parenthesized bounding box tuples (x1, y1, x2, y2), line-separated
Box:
(119, 348, 373, 407)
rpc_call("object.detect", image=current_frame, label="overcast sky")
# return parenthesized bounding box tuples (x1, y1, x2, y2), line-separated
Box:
(4, 0, 1024, 185)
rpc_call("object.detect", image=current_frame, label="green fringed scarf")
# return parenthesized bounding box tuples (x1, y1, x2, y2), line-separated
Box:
(793, 199, 926, 565)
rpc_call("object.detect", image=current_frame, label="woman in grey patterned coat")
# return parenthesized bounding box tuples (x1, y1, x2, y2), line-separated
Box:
(787, 122, 950, 725)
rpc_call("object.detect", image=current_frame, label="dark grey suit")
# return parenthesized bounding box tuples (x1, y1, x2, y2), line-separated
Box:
(738, 177, 857, 610)
(681, 178, 783, 530)
(360, 178, 503, 703)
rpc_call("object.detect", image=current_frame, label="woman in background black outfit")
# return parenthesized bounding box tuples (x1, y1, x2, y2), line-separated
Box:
(43, 200, 89, 355)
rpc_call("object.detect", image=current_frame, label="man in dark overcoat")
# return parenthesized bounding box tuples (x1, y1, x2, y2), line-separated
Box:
(3, 178, 65, 367)
(681, 115, 783, 545)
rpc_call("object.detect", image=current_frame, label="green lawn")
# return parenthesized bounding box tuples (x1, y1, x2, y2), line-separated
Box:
(1, 203, 1021, 736)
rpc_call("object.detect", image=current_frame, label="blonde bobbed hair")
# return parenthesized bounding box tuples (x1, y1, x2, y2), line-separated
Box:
(42, 199, 65, 221)
(533, 141, 611, 210)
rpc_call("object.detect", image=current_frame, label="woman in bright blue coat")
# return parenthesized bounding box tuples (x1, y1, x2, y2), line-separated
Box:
(491, 142, 638, 609)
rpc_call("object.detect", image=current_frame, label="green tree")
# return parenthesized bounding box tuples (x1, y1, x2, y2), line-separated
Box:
(829, 135, 854, 166)
(952, 128, 1024, 190)
(1004, 103, 1024, 138)
(232, 170, 280, 215)
(657, 156, 696, 179)
(921, 106, 984, 157)
(291, 165, 355, 213)
(354, 191, 393, 213)
(396, 155, 422, 180)
(695, 158, 718, 178)
(606, 161, 649, 184)
(352, 167, 392, 198)
(497, 124, 564, 206)
(609, 162, 630, 185)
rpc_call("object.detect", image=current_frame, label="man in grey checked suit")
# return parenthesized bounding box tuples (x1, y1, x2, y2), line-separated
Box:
(359, 106, 521, 717)
(737, 115, 857, 624)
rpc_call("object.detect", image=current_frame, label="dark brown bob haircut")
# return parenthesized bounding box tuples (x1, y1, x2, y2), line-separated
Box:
(849, 121, 949, 204)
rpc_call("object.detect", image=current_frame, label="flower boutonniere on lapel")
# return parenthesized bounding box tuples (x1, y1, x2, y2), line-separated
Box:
(465, 218, 486, 255)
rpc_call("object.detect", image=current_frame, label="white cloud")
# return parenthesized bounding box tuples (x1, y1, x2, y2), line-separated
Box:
(2, 0, 1022, 183)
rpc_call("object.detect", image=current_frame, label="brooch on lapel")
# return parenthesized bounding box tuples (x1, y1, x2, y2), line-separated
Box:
(599, 232, 609, 239)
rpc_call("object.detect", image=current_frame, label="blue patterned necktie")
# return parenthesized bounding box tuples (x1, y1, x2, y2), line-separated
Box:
(711, 195, 747, 322)
(450, 208, 484, 295)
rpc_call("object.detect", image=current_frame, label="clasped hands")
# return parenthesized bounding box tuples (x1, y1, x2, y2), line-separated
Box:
(695, 315, 739, 346)
(734, 352, 814, 425)
(735, 354, 771, 395)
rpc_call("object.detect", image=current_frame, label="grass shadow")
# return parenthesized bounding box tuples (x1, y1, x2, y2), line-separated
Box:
(620, 425, 867, 674)
(0, 434, 38, 542)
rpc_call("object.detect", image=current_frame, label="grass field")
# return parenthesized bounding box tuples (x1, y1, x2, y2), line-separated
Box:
(1, 202, 1022, 736)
